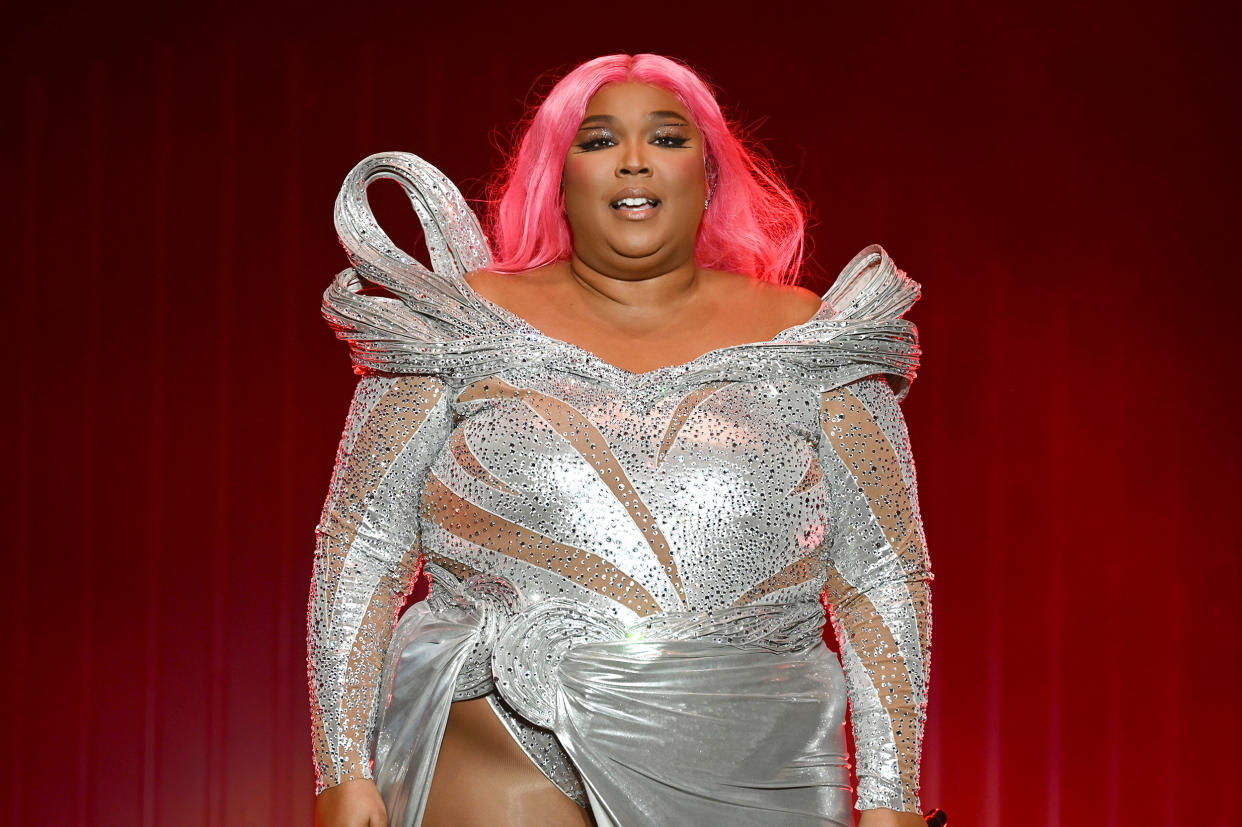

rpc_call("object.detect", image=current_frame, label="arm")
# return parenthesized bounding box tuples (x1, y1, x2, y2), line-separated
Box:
(817, 376, 933, 821)
(307, 373, 451, 796)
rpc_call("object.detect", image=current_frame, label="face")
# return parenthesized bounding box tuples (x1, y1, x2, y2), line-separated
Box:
(562, 82, 708, 276)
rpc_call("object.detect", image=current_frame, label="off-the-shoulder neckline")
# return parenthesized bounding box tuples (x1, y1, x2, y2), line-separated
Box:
(457, 275, 836, 382)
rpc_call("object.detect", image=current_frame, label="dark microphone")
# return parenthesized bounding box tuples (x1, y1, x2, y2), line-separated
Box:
(923, 807, 948, 826)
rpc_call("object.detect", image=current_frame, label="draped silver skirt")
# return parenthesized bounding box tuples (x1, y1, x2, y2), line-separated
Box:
(371, 579, 854, 827)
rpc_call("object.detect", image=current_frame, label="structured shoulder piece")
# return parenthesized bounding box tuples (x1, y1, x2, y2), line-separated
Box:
(323, 152, 921, 401)
(772, 243, 923, 399)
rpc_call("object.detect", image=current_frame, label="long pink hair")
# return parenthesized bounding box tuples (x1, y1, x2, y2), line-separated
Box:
(486, 54, 808, 285)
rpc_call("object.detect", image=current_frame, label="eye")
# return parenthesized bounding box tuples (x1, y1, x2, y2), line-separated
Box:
(652, 134, 691, 148)
(577, 138, 614, 151)
(574, 130, 616, 152)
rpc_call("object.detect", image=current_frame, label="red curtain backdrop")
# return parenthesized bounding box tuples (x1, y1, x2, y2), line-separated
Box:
(4, 1, 1238, 824)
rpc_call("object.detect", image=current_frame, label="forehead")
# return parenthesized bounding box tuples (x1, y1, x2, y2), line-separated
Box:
(582, 82, 691, 120)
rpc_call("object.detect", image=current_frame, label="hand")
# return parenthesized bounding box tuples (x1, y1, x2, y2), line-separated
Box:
(858, 807, 929, 827)
(314, 778, 388, 827)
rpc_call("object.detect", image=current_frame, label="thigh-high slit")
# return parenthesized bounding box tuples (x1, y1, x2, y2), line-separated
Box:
(420, 697, 596, 827)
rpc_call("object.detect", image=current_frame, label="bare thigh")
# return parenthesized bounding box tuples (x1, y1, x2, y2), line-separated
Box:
(421, 697, 596, 827)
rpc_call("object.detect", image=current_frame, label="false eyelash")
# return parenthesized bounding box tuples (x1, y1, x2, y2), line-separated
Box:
(576, 137, 617, 152)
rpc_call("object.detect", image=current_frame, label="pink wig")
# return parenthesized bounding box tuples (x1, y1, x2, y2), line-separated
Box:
(486, 54, 808, 285)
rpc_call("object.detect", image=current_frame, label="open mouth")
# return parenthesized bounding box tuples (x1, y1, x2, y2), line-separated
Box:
(610, 196, 662, 211)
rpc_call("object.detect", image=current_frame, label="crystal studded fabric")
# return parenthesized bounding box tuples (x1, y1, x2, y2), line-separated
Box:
(306, 152, 934, 825)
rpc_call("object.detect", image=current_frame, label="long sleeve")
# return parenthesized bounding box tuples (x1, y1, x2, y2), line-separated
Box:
(306, 373, 452, 795)
(817, 375, 934, 814)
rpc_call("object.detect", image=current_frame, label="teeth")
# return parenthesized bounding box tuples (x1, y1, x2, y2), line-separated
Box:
(614, 197, 656, 208)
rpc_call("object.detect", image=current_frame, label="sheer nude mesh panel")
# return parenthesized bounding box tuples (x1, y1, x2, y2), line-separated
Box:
(422, 473, 661, 616)
(789, 457, 824, 495)
(821, 386, 930, 647)
(655, 382, 731, 464)
(450, 427, 520, 495)
(732, 556, 826, 606)
(425, 554, 482, 585)
(308, 375, 446, 795)
(823, 568, 931, 811)
(315, 381, 432, 589)
(819, 381, 932, 813)
(459, 378, 685, 607)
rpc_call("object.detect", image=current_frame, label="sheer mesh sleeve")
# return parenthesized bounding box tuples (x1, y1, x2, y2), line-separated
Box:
(817, 375, 934, 814)
(306, 374, 452, 795)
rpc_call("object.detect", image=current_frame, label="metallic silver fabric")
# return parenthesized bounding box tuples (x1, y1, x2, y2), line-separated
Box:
(307, 152, 934, 824)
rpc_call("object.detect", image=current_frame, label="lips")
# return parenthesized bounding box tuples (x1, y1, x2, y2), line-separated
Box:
(609, 187, 661, 211)
(608, 187, 662, 221)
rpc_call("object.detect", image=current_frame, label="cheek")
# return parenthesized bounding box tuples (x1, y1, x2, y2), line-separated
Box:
(562, 156, 609, 201)
(561, 157, 607, 238)
(667, 154, 707, 194)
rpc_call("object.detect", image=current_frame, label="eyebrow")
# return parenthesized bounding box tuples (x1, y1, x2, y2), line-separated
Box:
(577, 110, 691, 129)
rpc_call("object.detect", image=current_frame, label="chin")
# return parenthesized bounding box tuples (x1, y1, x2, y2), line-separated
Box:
(605, 230, 669, 259)
(607, 243, 667, 264)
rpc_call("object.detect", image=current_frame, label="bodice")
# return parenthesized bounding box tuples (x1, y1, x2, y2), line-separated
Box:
(421, 370, 830, 624)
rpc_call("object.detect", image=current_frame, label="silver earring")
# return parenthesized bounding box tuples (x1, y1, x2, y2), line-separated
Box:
(704, 162, 718, 209)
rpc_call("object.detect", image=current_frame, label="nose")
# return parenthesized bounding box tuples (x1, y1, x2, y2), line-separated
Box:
(617, 142, 651, 177)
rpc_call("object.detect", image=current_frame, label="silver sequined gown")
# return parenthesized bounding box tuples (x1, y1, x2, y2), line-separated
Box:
(306, 153, 934, 826)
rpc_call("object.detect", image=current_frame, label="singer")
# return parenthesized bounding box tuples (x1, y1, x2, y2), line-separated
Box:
(308, 53, 935, 827)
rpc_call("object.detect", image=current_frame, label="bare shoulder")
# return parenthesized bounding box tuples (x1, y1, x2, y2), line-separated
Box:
(465, 266, 560, 304)
(464, 268, 527, 308)
(704, 270, 823, 328)
(762, 282, 824, 326)
(463, 269, 508, 300)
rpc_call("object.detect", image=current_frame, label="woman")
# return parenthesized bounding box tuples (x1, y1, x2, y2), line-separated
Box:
(309, 53, 933, 827)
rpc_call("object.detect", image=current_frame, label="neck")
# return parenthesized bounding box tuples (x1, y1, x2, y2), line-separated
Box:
(566, 253, 702, 316)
